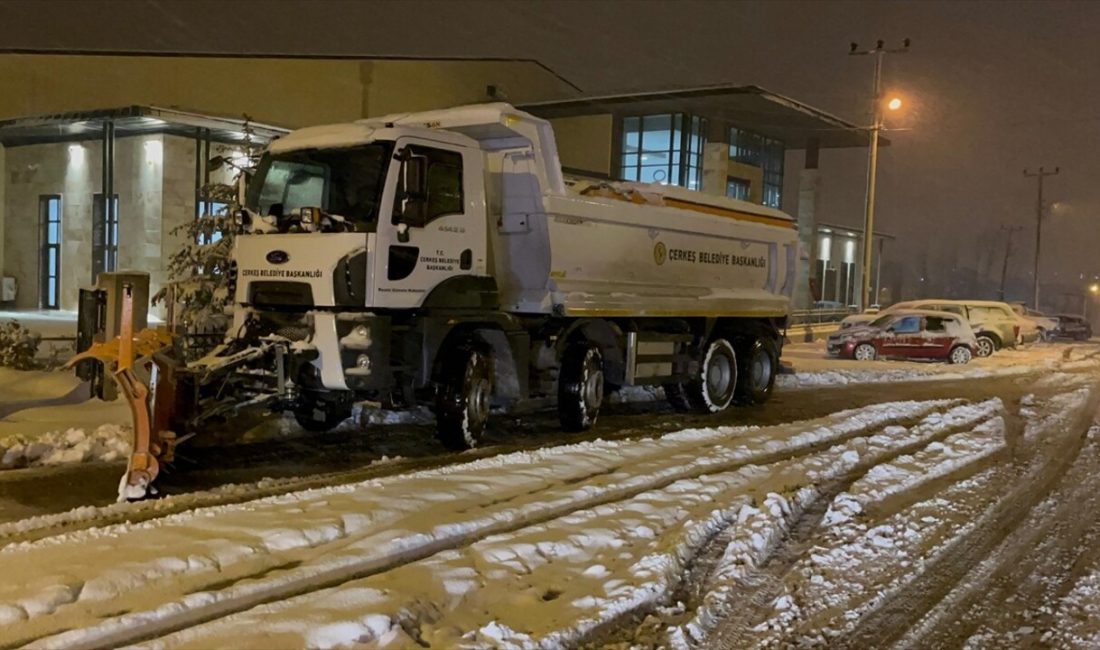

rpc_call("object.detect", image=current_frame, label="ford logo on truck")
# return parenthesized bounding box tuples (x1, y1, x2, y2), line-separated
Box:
(266, 250, 290, 265)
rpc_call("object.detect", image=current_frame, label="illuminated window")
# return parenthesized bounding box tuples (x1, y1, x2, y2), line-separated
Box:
(39, 195, 62, 309)
(620, 113, 706, 190)
(726, 177, 750, 201)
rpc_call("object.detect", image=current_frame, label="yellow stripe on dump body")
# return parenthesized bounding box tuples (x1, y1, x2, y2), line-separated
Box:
(579, 186, 796, 230)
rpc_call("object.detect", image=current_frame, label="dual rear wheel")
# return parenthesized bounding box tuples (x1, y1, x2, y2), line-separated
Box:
(435, 339, 610, 451)
(665, 336, 779, 414)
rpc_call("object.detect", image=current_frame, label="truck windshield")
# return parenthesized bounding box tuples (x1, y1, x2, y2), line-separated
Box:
(247, 142, 393, 230)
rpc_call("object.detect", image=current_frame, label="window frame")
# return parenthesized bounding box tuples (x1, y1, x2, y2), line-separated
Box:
(618, 113, 706, 191)
(728, 126, 785, 208)
(39, 194, 62, 310)
(93, 193, 120, 279)
(392, 143, 465, 228)
(892, 315, 922, 334)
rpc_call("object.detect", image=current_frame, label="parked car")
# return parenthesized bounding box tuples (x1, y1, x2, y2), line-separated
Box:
(1053, 314, 1093, 341)
(1009, 303, 1059, 341)
(838, 299, 1019, 357)
(827, 310, 977, 364)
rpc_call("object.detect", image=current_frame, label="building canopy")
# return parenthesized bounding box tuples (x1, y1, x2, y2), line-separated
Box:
(521, 84, 883, 150)
(0, 105, 288, 147)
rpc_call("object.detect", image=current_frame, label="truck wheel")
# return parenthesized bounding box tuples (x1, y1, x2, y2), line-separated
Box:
(684, 338, 738, 414)
(559, 344, 604, 432)
(735, 337, 778, 405)
(435, 345, 493, 450)
(293, 393, 352, 432)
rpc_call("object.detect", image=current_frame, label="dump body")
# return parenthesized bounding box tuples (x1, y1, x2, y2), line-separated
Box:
(491, 180, 796, 317)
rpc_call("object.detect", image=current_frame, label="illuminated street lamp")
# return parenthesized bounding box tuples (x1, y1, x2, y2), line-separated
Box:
(849, 39, 911, 310)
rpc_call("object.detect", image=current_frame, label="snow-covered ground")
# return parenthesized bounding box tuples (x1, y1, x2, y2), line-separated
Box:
(0, 371, 1094, 649)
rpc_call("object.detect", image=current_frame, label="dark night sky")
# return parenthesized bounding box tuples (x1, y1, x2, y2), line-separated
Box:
(3, 0, 1100, 296)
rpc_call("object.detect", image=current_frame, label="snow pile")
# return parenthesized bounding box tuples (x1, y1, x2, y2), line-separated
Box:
(777, 366, 940, 388)
(0, 424, 130, 469)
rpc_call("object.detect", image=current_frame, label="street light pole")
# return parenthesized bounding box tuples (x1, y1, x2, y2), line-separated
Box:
(1024, 166, 1060, 310)
(850, 39, 909, 311)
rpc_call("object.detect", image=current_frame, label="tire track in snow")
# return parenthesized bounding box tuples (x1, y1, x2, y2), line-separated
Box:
(677, 402, 1005, 650)
(7, 401, 950, 650)
(835, 388, 1100, 649)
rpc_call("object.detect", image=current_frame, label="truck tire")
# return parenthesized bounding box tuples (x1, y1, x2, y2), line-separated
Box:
(683, 338, 738, 414)
(435, 345, 493, 450)
(558, 344, 605, 432)
(293, 392, 352, 432)
(735, 337, 778, 405)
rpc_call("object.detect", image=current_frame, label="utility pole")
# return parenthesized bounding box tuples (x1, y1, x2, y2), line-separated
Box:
(998, 225, 1023, 301)
(850, 38, 910, 310)
(1023, 166, 1059, 310)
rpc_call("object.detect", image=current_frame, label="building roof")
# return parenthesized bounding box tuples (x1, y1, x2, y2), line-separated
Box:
(0, 105, 289, 147)
(521, 84, 881, 149)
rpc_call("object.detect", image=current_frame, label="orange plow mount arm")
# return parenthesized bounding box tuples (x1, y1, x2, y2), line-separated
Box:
(65, 286, 176, 500)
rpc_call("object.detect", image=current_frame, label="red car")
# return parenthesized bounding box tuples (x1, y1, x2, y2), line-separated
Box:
(827, 309, 977, 364)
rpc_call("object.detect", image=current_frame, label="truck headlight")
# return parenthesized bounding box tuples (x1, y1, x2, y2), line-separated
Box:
(354, 325, 369, 339)
(356, 354, 371, 371)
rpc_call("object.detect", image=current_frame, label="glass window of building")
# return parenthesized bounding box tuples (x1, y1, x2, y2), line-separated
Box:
(726, 177, 750, 201)
(761, 137, 785, 208)
(729, 127, 785, 208)
(621, 113, 706, 190)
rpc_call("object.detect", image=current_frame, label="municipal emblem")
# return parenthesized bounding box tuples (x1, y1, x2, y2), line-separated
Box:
(653, 241, 667, 266)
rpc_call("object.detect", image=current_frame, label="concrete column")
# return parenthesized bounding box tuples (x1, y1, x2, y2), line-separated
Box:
(701, 142, 727, 197)
(794, 139, 821, 310)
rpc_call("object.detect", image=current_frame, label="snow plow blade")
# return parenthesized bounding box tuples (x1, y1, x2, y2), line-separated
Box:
(65, 284, 180, 500)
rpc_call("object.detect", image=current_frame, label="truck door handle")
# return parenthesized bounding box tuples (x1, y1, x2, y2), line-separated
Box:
(460, 249, 472, 270)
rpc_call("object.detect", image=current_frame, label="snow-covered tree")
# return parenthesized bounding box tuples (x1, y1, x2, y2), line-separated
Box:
(155, 118, 262, 333)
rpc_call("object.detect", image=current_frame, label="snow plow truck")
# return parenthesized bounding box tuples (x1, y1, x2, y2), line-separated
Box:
(86, 103, 800, 498)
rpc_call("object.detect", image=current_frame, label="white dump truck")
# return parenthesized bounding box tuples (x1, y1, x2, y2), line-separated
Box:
(186, 103, 797, 450)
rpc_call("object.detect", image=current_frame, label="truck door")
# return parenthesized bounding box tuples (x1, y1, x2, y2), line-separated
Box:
(373, 140, 486, 309)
